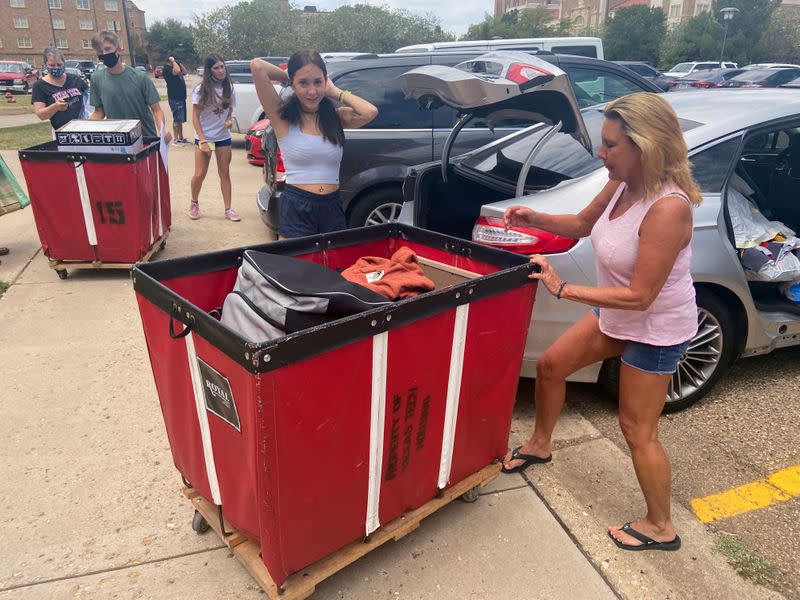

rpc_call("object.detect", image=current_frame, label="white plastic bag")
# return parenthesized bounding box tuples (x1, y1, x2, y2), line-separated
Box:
(727, 187, 795, 248)
(745, 244, 800, 282)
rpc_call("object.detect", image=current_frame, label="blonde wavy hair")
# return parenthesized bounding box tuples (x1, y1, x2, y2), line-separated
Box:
(604, 92, 702, 206)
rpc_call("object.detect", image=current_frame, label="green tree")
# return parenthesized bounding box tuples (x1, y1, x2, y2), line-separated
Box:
(603, 5, 666, 65)
(147, 18, 198, 65)
(193, 6, 233, 59)
(306, 4, 453, 53)
(753, 8, 800, 63)
(712, 0, 781, 60)
(192, 1, 452, 58)
(461, 7, 564, 40)
(660, 12, 724, 68)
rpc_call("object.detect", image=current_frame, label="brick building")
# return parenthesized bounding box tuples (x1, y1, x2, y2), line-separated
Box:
(493, 0, 800, 32)
(0, 0, 145, 67)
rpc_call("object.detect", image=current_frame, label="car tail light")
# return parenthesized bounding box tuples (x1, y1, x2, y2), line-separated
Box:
(505, 63, 552, 85)
(275, 148, 285, 173)
(472, 216, 578, 254)
(690, 81, 715, 87)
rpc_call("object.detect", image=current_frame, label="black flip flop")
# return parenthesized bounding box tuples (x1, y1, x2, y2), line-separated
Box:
(501, 446, 552, 474)
(608, 523, 681, 551)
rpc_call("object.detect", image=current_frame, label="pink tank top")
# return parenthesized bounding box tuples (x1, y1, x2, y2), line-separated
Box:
(590, 181, 698, 346)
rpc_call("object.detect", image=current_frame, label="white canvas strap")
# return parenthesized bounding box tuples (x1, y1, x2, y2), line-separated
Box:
(74, 162, 97, 246)
(185, 332, 222, 505)
(438, 304, 469, 489)
(146, 155, 154, 245)
(155, 153, 163, 238)
(366, 331, 388, 536)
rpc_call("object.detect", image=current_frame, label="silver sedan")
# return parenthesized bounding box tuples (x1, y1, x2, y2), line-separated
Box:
(399, 59, 800, 411)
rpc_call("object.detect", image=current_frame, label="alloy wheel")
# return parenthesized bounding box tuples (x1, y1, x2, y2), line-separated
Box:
(667, 307, 723, 405)
(365, 202, 402, 226)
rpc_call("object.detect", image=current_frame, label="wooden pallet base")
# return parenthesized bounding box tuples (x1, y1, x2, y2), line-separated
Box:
(48, 230, 169, 276)
(183, 462, 500, 600)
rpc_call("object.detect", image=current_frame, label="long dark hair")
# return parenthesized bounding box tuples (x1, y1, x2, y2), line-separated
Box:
(280, 49, 344, 147)
(197, 54, 232, 110)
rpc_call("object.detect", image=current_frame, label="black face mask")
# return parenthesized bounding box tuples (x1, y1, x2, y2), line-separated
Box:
(99, 51, 119, 68)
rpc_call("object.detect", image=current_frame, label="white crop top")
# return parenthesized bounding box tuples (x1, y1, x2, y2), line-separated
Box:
(278, 125, 344, 185)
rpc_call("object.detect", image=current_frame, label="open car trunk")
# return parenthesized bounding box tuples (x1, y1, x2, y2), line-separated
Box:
(413, 165, 510, 240)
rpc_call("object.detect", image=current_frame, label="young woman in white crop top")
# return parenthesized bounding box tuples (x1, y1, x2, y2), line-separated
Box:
(251, 50, 378, 238)
(501, 93, 703, 553)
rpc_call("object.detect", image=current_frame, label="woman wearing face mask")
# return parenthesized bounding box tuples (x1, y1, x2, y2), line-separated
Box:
(31, 47, 88, 132)
(188, 54, 239, 221)
(251, 50, 378, 238)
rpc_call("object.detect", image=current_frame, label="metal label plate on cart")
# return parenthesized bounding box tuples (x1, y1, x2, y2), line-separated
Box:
(197, 358, 240, 431)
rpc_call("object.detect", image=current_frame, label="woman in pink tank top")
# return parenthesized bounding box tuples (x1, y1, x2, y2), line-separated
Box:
(502, 93, 702, 552)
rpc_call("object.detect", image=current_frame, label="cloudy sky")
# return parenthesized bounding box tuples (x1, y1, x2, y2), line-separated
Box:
(134, 0, 491, 38)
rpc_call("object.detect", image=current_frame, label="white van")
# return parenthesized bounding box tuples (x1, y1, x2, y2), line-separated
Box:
(395, 37, 604, 60)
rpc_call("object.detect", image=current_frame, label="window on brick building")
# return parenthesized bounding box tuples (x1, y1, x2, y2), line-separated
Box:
(17, 37, 32, 48)
(56, 38, 69, 48)
(13, 17, 29, 28)
(49, 0, 62, 8)
(669, 3, 681, 17)
(53, 18, 66, 29)
(107, 20, 120, 30)
(104, 0, 118, 10)
(79, 19, 93, 29)
(76, 0, 90, 7)
(10, 0, 26, 7)
(82, 39, 92, 48)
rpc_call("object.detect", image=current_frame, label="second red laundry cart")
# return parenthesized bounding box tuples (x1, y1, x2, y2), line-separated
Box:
(19, 139, 170, 279)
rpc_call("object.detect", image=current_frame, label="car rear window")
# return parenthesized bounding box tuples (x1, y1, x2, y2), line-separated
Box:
(732, 70, 778, 81)
(461, 108, 702, 185)
(550, 45, 597, 58)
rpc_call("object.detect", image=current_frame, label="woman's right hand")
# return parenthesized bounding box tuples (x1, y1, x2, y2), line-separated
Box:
(198, 140, 212, 154)
(54, 99, 68, 112)
(504, 205, 536, 230)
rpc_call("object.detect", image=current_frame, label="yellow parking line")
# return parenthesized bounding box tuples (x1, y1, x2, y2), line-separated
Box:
(691, 465, 800, 524)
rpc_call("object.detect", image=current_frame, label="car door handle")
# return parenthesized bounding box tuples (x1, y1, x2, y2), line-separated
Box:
(739, 157, 756, 162)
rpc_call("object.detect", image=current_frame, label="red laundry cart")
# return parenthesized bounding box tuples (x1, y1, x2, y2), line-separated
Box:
(19, 139, 170, 279)
(133, 224, 538, 589)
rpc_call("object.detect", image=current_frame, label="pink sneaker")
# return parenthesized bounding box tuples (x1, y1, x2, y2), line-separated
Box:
(225, 208, 241, 222)
(188, 201, 200, 220)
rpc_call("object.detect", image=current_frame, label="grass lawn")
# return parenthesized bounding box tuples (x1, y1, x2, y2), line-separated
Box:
(0, 122, 52, 150)
(0, 94, 33, 114)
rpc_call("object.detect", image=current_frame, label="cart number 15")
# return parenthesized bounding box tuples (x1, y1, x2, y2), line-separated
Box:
(95, 201, 126, 225)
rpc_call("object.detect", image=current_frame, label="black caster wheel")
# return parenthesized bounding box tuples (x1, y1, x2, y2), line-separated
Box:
(460, 485, 480, 503)
(191, 510, 210, 534)
(159, 240, 167, 251)
(56, 269, 68, 280)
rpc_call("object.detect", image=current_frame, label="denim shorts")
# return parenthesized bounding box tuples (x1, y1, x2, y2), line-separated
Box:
(278, 185, 346, 239)
(193, 138, 232, 147)
(592, 307, 690, 375)
(168, 99, 186, 123)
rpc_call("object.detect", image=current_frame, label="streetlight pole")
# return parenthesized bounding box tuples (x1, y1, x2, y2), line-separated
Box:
(719, 7, 740, 66)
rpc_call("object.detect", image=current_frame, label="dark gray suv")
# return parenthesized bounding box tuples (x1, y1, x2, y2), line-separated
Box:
(257, 51, 661, 232)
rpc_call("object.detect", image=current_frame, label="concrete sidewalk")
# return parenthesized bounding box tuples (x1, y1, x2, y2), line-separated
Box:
(0, 126, 784, 599)
(0, 112, 40, 128)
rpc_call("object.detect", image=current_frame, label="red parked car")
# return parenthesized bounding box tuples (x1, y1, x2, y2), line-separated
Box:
(246, 119, 285, 201)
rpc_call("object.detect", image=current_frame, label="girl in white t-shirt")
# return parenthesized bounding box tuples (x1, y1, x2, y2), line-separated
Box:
(189, 54, 239, 221)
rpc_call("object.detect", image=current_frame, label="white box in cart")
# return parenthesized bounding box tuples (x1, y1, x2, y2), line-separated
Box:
(56, 119, 144, 154)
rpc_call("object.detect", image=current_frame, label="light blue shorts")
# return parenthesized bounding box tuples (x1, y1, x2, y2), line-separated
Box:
(592, 308, 690, 375)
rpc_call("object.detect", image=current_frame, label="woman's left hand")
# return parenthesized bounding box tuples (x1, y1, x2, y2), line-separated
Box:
(325, 78, 341, 100)
(528, 254, 563, 296)
(224, 118, 232, 129)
